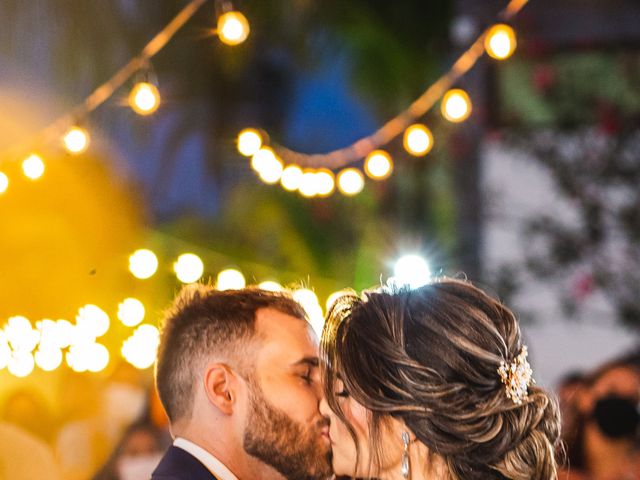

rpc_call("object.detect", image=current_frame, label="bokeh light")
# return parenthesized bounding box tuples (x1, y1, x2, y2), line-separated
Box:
(0, 172, 9, 194)
(259, 280, 283, 291)
(129, 82, 161, 115)
(237, 128, 262, 156)
(76, 304, 110, 338)
(281, 165, 303, 191)
(217, 268, 246, 290)
(441, 89, 472, 123)
(174, 253, 205, 284)
(298, 170, 319, 198)
(62, 126, 90, 154)
(22, 153, 45, 180)
(293, 289, 324, 336)
(117, 298, 146, 327)
(364, 150, 393, 180)
(8, 351, 35, 377)
(337, 168, 365, 196)
(393, 254, 432, 289)
(217, 11, 250, 46)
(403, 124, 434, 156)
(257, 155, 284, 184)
(485, 24, 517, 60)
(122, 324, 160, 369)
(315, 169, 336, 197)
(5, 316, 38, 352)
(0, 331, 10, 370)
(35, 346, 63, 371)
(129, 249, 159, 279)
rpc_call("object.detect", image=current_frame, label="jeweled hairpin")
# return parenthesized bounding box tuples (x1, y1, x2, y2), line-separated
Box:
(497, 345, 535, 405)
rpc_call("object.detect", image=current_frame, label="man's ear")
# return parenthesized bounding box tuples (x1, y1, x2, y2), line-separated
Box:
(203, 363, 237, 415)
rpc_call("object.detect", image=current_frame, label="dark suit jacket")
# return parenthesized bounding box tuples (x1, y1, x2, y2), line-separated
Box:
(151, 445, 220, 480)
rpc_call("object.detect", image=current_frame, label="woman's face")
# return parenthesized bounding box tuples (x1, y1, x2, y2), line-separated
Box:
(319, 380, 403, 478)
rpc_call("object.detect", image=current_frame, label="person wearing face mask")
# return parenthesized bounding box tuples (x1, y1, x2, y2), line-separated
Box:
(92, 420, 168, 480)
(561, 361, 640, 480)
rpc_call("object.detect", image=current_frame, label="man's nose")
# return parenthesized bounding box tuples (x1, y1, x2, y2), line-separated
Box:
(319, 395, 330, 417)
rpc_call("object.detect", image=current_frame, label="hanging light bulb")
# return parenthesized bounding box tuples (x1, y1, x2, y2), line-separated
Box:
(251, 147, 277, 173)
(258, 155, 284, 184)
(237, 128, 263, 156)
(403, 124, 434, 156)
(485, 24, 517, 60)
(364, 150, 393, 180)
(217, 11, 250, 46)
(298, 170, 319, 198)
(0, 172, 8, 194)
(62, 126, 90, 154)
(129, 82, 161, 115)
(441, 89, 472, 123)
(315, 169, 336, 197)
(22, 153, 45, 180)
(280, 165, 303, 191)
(337, 168, 365, 196)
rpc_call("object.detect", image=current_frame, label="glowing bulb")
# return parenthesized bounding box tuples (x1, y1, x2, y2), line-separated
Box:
(403, 124, 434, 156)
(35, 347, 63, 371)
(217, 268, 246, 290)
(52, 320, 74, 349)
(237, 128, 263, 156)
(315, 169, 336, 197)
(394, 254, 432, 289)
(0, 331, 11, 370)
(259, 281, 283, 291)
(257, 155, 284, 184)
(129, 82, 160, 115)
(174, 253, 205, 284)
(86, 343, 110, 372)
(298, 170, 319, 198)
(129, 249, 159, 279)
(0, 172, 8, 194)
(485, 24, 516, 60)
(122, 324, 160, 369)
(22, 154, 45, 180)
(217, 11, 250, 46)
(62, 126, 90, 154)
(337, 168, 365, 196)
(364, 150, 393, 180)
(5, 316, 38, 352)
(8, 351, 34, 378)
(76, 304, 110, 338)
(251, 147, 277, 172)
(441, 89, 472, 123)
(281, 165, 303, 191)
(117, 298, 146, 327)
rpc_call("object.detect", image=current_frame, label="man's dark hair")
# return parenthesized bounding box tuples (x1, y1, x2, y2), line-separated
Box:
(155, 284, 307, 423)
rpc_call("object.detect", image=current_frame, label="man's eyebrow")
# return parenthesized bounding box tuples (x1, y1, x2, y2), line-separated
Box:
(291, 357, 319, 367)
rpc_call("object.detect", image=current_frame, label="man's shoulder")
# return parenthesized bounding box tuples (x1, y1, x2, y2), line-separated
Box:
(152, 445, 219, 480)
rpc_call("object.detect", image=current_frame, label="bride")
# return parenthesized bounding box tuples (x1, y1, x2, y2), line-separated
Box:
(319, 278, 560, 480)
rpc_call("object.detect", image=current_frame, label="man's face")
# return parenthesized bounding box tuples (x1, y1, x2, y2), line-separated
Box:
(242, 308, 332, 480)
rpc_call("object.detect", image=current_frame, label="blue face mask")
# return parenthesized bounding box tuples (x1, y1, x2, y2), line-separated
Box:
(593, 395, 640, 439)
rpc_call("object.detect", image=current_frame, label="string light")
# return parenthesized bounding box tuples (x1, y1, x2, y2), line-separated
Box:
(62, 126, 90, 154)
(315, 169, 336, 197)
(22, 153, 45, 180)
(257, 156, 284, 184)
(121, 324, 160, 369)
(217, 268, 246, 290)
(5, 316, 38, 352)
(8, 351, 35, 378)
(129, 81, 161, 115)
(441, 89, 472, 123)
(259, 280, 283, 291)
(485, 24, 516, 60)
(35, 346, 63, 371)
(298, 170, 319, 198)
(117, 298, 146, 327)
(129, 249, 159, 279)
(174, 253, 204, 283)
(280, 165, 303, 191)
(217, 11, 250, 46)
(0, 172, 9, 194)
(364, 150, 393, 180)
(337, 168, 365, 196)
(237, 128, 263, 156)
(403, 124, 434, 156)
(251, 147, 278, 173)
(76, 304, 110, 339)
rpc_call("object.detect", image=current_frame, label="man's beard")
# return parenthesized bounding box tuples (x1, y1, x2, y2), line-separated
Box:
(243, 379, 333, 480)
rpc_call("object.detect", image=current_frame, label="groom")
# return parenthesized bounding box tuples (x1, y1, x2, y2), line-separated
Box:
(152, 284, 333, 480)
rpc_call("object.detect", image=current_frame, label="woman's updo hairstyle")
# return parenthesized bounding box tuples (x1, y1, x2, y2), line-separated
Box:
(321, 278, 560, 480)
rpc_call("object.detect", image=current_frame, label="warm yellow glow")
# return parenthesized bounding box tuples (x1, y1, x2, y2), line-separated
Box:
(315, 169, 336, 197)
(0, 331, 11, 370)
(485, 24, 517, 60)
(129, 82, 161, 115)
(129, 249, 159, 279)
(298, 170, 319, 198)
(174, 253, 205, 284)
(117, 298, 146, 327)
(337, 168, 365, 196)
(403, 124, 434, 156)
(259, 280, 283, 291)
(35, 347, 63, 371)
(0, 172, 8, 194)
(76, 304, 110, 338)
(8, 351, 34, 378)
(441, 89, 472, 123)
(52, 320, 74, 349)
(86, 343, 110, 372)
(62, 126, 90, 154)
(364, 150, 393, 180)
(293, 289, 324, 336)
(280, 165, 303, 191)
(5, 316, 38, 352)
(217, 11, 250, 46)
(217, 268, 246, 290)
(258, 155, 284, 184)
(122, 324, 160, 369)
(22, 153, 45, 180)
(237, 128, 263, 156)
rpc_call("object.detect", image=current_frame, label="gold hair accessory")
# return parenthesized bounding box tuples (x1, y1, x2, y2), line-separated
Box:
(498, 345, 534, 405)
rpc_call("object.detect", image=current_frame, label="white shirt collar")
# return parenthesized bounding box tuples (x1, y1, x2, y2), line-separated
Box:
(173, 437, 239, 480)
